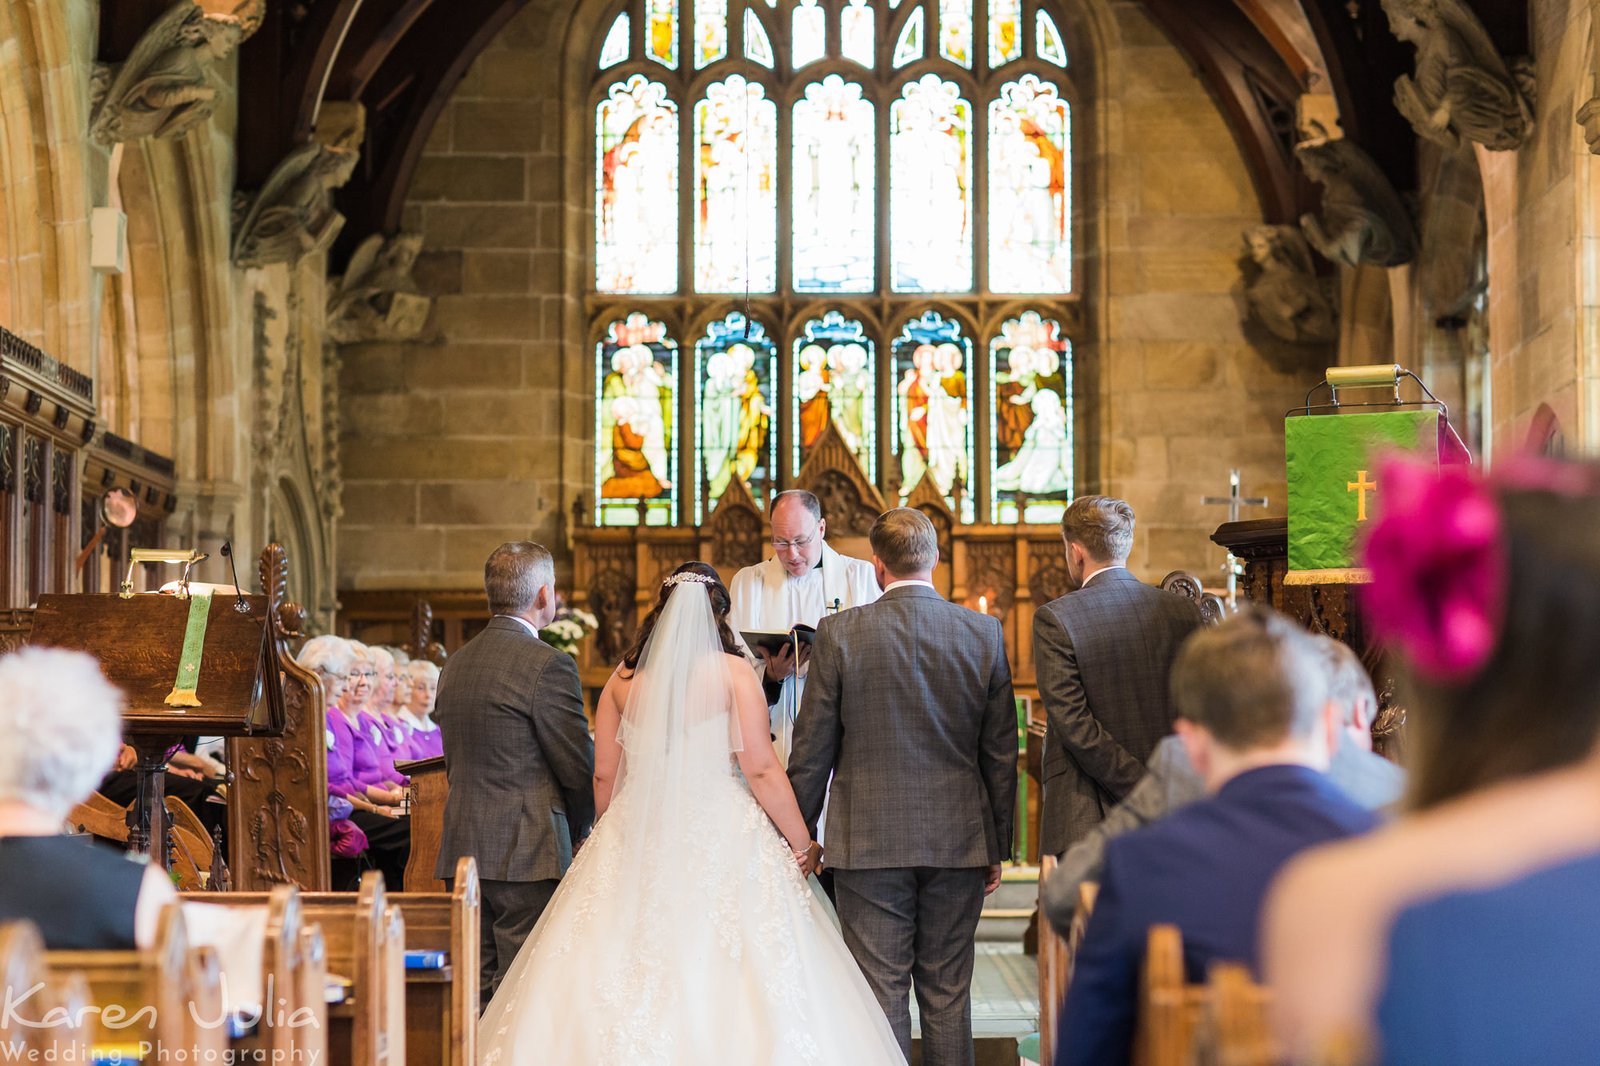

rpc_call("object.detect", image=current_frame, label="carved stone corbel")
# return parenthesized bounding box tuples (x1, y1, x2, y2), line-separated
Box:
(1296, 128, 1418, 269)
(1382, 0, 1532, 152)
(326, 233, 433, 343)
(232, 105, 363, 268)
(90, 0, 264, 144)
(1579, 5, 1600, 154)
(1239, 224, 1338, 344)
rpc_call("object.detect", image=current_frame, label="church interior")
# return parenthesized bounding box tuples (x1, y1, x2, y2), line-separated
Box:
(1, 0, 1596, 1062)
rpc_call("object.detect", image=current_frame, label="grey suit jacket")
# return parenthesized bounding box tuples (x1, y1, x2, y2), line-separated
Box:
(789, 584, 1018, 870)
(1040, 732, 1406, 933)
(433, 617, 597, 882)
(1034, 569, 1203, 856)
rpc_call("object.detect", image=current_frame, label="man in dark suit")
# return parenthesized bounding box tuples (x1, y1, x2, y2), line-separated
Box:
(1055, 609, 1379, 1066)
(1034, 495, 1202, 857)
(790, 508, 1017, 1066)
(433, 541, 596, 1008)
(1041, 633, 1406, 932)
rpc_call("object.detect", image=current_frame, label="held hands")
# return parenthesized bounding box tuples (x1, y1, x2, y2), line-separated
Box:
(792, 840, 824, 877)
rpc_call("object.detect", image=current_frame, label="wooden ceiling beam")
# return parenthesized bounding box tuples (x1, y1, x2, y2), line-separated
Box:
(286, 0, 368, 141)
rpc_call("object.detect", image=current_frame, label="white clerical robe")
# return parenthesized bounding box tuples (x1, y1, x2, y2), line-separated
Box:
(728, 540, 881, 765)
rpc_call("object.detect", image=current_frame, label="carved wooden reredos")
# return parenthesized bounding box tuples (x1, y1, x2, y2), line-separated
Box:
(570, 444, 1075, 698)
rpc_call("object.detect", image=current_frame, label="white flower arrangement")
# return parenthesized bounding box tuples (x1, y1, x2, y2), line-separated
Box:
(539, 603, 598, 657)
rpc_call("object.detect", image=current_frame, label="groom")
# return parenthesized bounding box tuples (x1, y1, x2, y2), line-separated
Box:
(433, 541, 597, 1009)
(789, 508, 1018, 1065)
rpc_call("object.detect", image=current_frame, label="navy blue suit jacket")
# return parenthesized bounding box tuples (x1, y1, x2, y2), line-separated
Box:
(1055, 765, 1379, 1066)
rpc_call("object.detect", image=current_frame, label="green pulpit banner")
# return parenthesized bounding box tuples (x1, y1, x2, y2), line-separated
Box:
(1286, 410, 1439, 574)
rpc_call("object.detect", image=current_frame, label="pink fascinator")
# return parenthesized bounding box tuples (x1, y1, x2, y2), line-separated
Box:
(1358, 456, 1506, 683)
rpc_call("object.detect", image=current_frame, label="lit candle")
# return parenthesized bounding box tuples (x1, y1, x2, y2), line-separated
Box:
(978, 595, 988, 615)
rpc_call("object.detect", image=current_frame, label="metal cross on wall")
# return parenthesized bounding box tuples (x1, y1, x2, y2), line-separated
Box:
(1202, 469, 1269, 608)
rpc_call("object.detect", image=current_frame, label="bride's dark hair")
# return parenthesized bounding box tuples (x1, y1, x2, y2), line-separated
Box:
(619, 561, 743, 671)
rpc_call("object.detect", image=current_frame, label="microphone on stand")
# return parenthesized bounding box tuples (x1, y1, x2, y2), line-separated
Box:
(220, 542, 251, 614)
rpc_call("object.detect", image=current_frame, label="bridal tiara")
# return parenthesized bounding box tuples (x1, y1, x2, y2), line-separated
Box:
(663, 572, 716, 589)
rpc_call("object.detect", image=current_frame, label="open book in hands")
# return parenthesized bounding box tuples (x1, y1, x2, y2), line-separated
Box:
(740, 623, 816, 657)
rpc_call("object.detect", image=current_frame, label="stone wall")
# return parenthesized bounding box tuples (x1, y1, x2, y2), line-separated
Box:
(338, 4, 570, 591)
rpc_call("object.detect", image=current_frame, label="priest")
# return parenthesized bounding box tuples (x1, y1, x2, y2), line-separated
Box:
(729, 490, 881, 764)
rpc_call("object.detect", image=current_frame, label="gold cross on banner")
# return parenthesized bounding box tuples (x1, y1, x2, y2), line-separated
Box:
(1347, 469, 1378, 522)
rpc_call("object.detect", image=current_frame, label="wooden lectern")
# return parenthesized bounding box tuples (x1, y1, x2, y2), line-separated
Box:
(398, 756, 449, 892)
(29, 585, 286, 870)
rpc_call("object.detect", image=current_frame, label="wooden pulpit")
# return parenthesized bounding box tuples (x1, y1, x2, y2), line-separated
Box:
(398, 756, 449, 892)
(29, 585, 286, 869)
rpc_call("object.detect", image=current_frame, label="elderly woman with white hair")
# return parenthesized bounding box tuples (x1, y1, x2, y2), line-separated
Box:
(0, 647, 176, 949)
(400, 659, 443, 760)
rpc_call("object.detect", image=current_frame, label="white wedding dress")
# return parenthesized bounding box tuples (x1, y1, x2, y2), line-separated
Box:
(478, 581, 905, 1066)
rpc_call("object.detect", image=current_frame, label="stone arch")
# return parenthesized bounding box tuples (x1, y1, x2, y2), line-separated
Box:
(0, 1, 92, 358)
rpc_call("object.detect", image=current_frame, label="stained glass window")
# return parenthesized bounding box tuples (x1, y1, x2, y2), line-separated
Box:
(939, 0, 972, 67)
(793, 0, 826, 67)
(592, 0, 1080, 525)
(597, 314, 679, 526)
(893, 311, 973, 519)
(596, 76, 679, 294)
(988, 0, 1020, 67)
(842, 0, 874, 66)
(744, 8, 774, 65)
(990, 312, 1071, 523)
(893, 8, 923, 66)
(600, 12, 630, 67)
(694, 75, 777, 293)
(989, 75, 1070, 293)
(794, 76, 874, 293)
(891, 75, 972, 293)
(1036, 10, 1067, 66)
(794, 312, 876, 477)
(696, 313, 776, 520)
(695, 0, 727, 67)
(648, 0, 677, 66)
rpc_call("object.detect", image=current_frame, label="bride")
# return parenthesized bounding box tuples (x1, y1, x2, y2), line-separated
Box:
(478, 562, 906, 1065)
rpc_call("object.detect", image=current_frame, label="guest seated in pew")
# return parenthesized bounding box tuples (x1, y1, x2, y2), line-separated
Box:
(1265, 457, 1600, 1065)
(349, 642, 411, 795)
(1056, 608, 1378, 1066)
(1041, 634, 1404, 935)
(300, 636, 410, 891)
(368, 645, 418, 768)
(0, 647, 176, 950)
(99, 737, 229, 844)
(400, 660, 443, 761)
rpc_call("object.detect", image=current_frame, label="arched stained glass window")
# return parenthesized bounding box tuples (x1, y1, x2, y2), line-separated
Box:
(795, 312, 876, 476)
(989, 75, 1070, 293)
(591, 0, 1079, 525)
(694, 76, 777, 293)
(596, 314, 679, 526)
(596, 75, 678, 294)
(696, 313, 776, 520)
(794, 76, 874, 293)
(990, 311, 1072, 523)
(893, 311, 973, 519)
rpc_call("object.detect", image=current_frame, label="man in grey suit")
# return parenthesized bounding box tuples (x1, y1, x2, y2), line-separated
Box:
(790, 508, 1017, 1066)
(1034, 496, 1202, 858)
(1040, 633, 1405, 933)
(433, 542, 596, 1008)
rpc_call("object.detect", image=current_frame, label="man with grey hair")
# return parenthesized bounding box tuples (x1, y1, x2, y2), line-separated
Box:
(790, 507, 1017, 1066)
(1040, 633, 1405, 933)
(1034, 495, 1202, 858)
(1055, 609, 1378, 1065)
(728, 489, 879, 764)
(434, 541, 596, 1008)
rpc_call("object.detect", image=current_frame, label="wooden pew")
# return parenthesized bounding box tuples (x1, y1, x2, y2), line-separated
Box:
(1193, 962, 1273, 1066)
(180, 883, 329, 1065)
(68, 790, 216, 890)
(0, 920, 90, 1060)
(1132, 925, 1205, 1066)
(43, 903, 228, 1064)
(388, 857, 481, 1066)
(204, 873, 407, 1066)
(1036, 858, 1097, 1065)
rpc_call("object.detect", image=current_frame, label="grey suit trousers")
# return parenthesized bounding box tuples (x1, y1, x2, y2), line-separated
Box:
(833, 866, 987, 1066)
(456, 876, 558, 1010)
